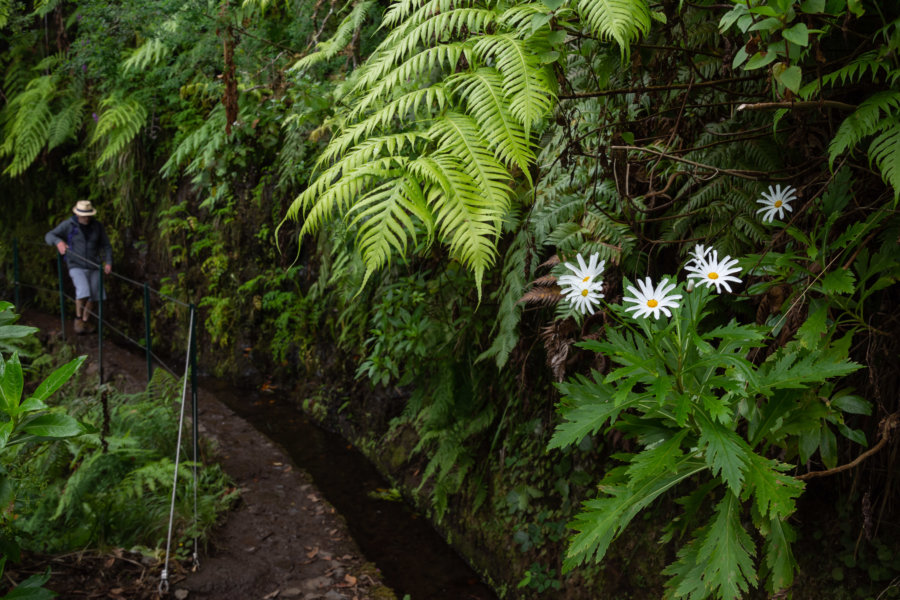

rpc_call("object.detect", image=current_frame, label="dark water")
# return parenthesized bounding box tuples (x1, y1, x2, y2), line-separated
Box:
(208, 382, 498, 600)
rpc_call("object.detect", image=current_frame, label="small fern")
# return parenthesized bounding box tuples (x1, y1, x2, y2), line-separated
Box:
(122, 37, 171, 73)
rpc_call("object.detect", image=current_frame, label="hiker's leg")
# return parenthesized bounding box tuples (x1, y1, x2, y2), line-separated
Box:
(69, 269, 91, 334)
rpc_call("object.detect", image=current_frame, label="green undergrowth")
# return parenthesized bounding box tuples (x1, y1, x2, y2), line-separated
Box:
(3, 333, 237, 560)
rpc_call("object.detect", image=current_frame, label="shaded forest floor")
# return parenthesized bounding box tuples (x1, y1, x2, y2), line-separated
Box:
(5, 310, 397, 600)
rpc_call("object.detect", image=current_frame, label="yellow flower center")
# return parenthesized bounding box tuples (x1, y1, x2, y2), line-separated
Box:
(647, 299, 658, 308)
(708, 272, 719, 280)
(582, 276, 590, 282)
(581, 289, 589, 297)
(774, 200, 782, 208)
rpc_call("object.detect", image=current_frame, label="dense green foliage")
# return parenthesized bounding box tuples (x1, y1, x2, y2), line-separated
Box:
(2, 0, 900, 598)
(0, 303, 235, 596)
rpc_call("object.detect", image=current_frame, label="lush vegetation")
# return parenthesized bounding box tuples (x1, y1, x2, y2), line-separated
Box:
(0, 302, 236, 598)
(2, 0, 900, 598)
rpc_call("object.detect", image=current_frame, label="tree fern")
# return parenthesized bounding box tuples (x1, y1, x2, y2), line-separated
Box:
(286, 0, 567, 293)
(91, 93, 148, 166)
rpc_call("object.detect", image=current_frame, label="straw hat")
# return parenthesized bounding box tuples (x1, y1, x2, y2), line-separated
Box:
(73, 200, 97, 216)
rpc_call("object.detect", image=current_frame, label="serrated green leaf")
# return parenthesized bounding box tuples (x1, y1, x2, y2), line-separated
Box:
(697, 414, 751, 496)
(762, 518, 798, 593)
(743, 453, 804, 519)
(819, 269, 855, 295)
(668, 493, 758, 599)
(796, 303, 828, 349)
(624, 430, 688, 480)
(563, 456, 707, 571)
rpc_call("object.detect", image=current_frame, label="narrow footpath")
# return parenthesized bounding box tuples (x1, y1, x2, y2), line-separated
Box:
(19, 310, 397, 600)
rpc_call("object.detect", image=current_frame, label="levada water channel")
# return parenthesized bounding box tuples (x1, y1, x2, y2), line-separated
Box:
(209, 381, 498, 600)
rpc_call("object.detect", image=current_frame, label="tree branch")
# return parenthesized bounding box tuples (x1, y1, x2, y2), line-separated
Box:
(797, 412, 900, 481)
(737, 100, 857, 112)
(559, 75, 767, 100)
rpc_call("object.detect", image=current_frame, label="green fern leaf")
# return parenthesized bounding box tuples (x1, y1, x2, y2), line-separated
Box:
(1, 75, 55, 177)
(447, 68, 535, 180)
(867, 117, 900, 196)
(122, 38, 171, 73)
(46, 98, 85, 150)
(828, 90, 900, 166)
(573, 0, 651, 56)
(473, 34, 554, 132)
(91, 94, 148, 166)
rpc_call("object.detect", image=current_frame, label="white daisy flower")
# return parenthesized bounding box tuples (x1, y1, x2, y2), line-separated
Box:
(558, 252, 605, 315)
(623, 277, 682, 319)
(756, 184, 796, 223)
(687, 243, 712, 268)
(685, 249, 742, 293)
(563, 280, 604, 315)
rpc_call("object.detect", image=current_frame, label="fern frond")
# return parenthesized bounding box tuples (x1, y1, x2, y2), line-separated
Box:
(292, 0, 378, 70)
(46, 97, 85, 150)
(473, 34, 554, 132)
(122, 38, 171, 73)
(430, 111, 512, 214)
(350, 175, 436, 277)
(573, 0, 651, 56)
(409, 153, 502, 288)
(829, 91, 900, 163)
(447, 68, 534, 180)
(0, 0, 10, 28)
(300, 156, 409, 235)
(1, 75, 55, 177)
(161, 105, 226, 177)
(868, 117, 900, 197)
(91, 93, 148, 166)
(349, 42, 474, 118)
(320, 85, 447, 165)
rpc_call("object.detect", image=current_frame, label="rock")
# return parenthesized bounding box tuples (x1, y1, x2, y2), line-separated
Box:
(323, 591, 344, 600)
(302, 576, 331, 591)
(174, 590, 189, 600)
(281, 588, 303, 598)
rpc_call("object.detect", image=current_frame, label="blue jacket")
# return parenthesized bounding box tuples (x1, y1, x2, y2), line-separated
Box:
(45, 216, 113, 270)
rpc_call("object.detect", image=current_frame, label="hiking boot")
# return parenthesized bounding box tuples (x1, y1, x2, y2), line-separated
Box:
(74, 318, 85, 334)
(81, 319, 96, 334)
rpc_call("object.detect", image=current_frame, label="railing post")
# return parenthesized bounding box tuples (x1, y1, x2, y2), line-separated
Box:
(13, 238, 21, 311)
(189, 303, 199, 459)
(98, 268, 104, 384)
(189, 302, 200, 569)
(144, 283, 153, 383)
(56, 253, 66, 340)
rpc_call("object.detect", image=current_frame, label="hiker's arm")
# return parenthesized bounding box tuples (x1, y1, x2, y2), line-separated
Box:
(45, 222, 69, 255)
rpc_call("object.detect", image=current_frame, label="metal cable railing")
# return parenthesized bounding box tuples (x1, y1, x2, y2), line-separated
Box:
(8, 235, 201, 587)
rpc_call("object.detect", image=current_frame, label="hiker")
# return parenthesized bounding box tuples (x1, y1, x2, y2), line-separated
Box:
(45, 200, 113, 334)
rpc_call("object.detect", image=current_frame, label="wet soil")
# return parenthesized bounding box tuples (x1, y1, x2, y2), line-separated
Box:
(8, 310, 397, 600)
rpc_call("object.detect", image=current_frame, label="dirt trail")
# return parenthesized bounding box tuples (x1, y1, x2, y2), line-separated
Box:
(15, 310, 397, 600)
